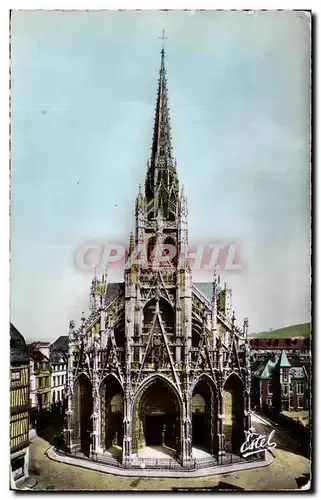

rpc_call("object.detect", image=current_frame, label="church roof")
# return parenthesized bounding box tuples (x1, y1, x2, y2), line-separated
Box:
(194, 282, 212, 301)
(105, 282, 124, 306)
(10, 323, 29, 365)
(103, 282, 212, 308)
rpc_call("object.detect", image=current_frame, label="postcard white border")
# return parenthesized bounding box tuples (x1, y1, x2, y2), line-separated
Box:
(2, 1, 316, 498)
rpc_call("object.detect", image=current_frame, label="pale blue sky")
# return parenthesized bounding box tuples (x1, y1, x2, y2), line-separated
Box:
(11, 10, 311, 341)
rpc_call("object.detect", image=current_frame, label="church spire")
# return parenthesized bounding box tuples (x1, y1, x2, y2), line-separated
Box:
(145, 34, 179, 220)
(150, 45, 173, 170)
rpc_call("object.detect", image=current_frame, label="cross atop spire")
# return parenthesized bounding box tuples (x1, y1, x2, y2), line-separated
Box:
(159, 29, 168, 51)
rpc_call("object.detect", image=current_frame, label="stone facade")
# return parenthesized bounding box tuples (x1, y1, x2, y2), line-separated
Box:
(65, 47, 251, 468)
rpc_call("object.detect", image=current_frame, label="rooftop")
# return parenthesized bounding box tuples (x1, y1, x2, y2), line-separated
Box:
(29, 347, 50, 363)
(252, 350, 308, 380)
(50, 335, 68, 353)
(10, 323, 29, 365)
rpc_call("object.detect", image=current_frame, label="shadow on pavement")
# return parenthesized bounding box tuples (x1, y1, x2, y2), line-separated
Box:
(295, 473, 311, 490)
(251, 413, 310, 460)
(172, 482, 244, 491)
(36, 418, 64, 447)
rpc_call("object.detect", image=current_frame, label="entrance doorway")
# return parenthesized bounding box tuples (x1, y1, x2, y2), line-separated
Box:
(223, 374, 245, 452)
(100, 376, 124, 451)
(133, 377, 181, 454)
(146, 415, 164, 446)
(74, 374, 93, 457)
(192, 413, 205, 447)
(191, 379, 216, 454)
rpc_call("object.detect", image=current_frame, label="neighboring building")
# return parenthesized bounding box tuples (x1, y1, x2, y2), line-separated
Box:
(50, 336, 68, 408)
(28, 341, 51, 359)
(251, 350, 309, 414)
(10, 324, 31, 486)
(250, 323, 311, 366)
(65, 46, 252, 470)
(29, 348, 51, 417)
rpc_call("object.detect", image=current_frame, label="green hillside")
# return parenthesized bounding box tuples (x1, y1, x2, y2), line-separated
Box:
(250, 322, 311, 339)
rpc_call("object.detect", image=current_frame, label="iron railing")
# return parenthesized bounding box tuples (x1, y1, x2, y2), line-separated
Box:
(56, 447, 122, 467)
(130, 457, 184, 470)
(56, 445, 265, 471)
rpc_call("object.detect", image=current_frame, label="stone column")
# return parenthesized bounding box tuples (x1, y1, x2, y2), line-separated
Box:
(90, 387, 101, 457)
(70, 382, 80, 450)
(122, 395, 132, 467)
(64, 408, 73, 453)
(65, 322, 75, 453)
(210, 390, 215, 455)
(244, 370, 251, 434)
(181, 394, 193, 467)
(244, 388, 250, 434)
(214, 388, 225, 457)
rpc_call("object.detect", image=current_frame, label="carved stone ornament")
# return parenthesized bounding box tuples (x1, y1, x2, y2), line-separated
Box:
(153, 337, 165, 370)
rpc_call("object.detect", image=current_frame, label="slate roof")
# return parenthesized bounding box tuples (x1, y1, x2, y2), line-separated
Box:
(252, 349, 307, 381)
(193, 282, 212, 301)
(10, 323, 29, 365)
(253, 359, 278, 379)
(49, 351, 67, 363)
(251, 360, 264, 373)
(105, 283, 124, 306)
(29, 348, 49, 363)
(50, 335, 68, 353)
(276, 350, 292, 368)
(29, 341, 50, 347)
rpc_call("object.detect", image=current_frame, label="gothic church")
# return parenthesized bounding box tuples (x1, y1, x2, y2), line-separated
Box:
(66, 46, 251, 469)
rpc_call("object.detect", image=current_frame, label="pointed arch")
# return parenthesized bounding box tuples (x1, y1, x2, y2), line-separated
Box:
(144, 295, 174, 312)
(134, 373, 183, 407)
(224, 371, 244, 388)
(190, 374, 218, 455)
(132, 374, 183, 455)
(100, 373, 124, 451)
(189, 373, 218, 397)
(99, 372, 123, 392)
(74, 371, 91, 385)
(73, 373, 93, 456)
(223, 372, 245, 453)
(162, 236, 177, 265)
